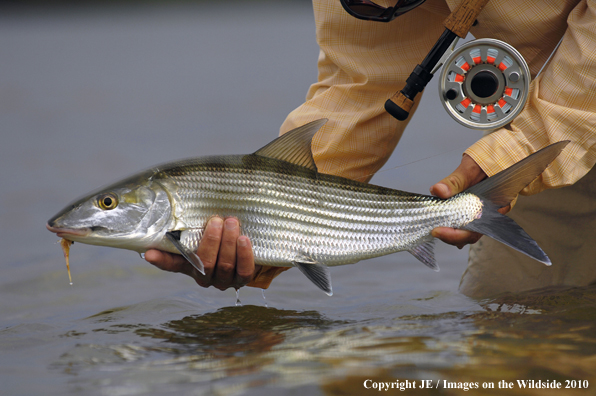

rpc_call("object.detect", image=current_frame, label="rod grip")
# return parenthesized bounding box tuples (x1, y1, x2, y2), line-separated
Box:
(443, 0, 490, 38)
(385, 92, 414, 121)
(384, 0, 488, 121)
(385, 63, 433, 121)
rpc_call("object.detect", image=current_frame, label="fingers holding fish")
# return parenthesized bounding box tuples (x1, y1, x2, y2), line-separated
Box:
(430, 154, 488, 199)
(429, 155, 486, 249)
(196, 216, 225, 284)
(197, 217, 258, 290)
(429, 153, 515, 249)
(212, 218, 241, 290)
(431, 227, 482, 249)
(144, 217, 257, 289)
(213, 219, 258, 290)
(234, 236, 257, 287)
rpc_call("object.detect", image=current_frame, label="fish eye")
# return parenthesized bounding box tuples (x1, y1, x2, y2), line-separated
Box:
(98, 193, 118, 210)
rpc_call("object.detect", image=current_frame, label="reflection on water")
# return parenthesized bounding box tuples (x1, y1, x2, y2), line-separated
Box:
(42, 286, 596, 395)
(136, 305, 340, 356)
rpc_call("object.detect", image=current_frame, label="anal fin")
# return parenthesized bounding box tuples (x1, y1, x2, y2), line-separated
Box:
(294, 261, 333, 296)
(408, 239, 439, 271)
(166, 231, 206, 275)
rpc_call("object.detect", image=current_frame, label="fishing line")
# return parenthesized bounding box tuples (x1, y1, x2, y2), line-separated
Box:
(536, 36, 564, 79)
(354, 146, 465, 182)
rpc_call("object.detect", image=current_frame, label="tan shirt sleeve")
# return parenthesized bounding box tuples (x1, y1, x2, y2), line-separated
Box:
(464, 0, 596, 195)
(279, 0, 451, 181)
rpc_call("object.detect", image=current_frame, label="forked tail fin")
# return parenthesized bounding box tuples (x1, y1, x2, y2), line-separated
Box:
(462, 141, 569, 265)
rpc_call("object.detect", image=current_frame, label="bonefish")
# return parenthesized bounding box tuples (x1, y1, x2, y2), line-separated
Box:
(47, 119, 568, 295)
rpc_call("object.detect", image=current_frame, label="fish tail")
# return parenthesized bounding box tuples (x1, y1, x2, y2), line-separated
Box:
(462, 141, 570, 265)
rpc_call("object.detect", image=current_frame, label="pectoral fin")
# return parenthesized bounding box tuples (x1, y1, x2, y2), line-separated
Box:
(166, 231, 205, 275)
(294, 261, 333, 296)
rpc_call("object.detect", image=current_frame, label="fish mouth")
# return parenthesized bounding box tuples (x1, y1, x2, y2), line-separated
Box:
(46, 223, 91, 238)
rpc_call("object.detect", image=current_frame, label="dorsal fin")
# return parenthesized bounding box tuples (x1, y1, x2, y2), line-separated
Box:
(253, 119, 327, 171)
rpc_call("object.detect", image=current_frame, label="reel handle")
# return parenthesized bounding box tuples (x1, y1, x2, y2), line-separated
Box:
(385, 0, 490, 121)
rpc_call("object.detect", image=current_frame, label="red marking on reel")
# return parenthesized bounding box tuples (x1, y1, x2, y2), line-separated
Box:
(472, 56, 482, 65)
(461, 97, 472, 108)
(498, 98, 508, 108)
(498, 62, 508, 71)
(487, 105, 495, 113)
(487, 56, 496, 64)
(460, 62, 471, 72)
(473, 104, 482, 114)
(455, 74, 465, 83)
(504, 87, 513, 96)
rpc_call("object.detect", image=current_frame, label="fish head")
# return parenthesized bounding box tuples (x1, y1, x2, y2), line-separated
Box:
(47, 177, 172, 252)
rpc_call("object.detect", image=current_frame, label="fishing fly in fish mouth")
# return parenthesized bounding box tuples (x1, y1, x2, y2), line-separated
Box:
(47, 119, 568, 296)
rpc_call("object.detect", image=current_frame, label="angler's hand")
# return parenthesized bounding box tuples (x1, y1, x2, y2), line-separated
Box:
(144, 217, 259, 290)
(430, 154, 508, 249)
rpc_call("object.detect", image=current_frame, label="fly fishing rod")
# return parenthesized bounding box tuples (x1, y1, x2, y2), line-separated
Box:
(384, 0, 490, 121)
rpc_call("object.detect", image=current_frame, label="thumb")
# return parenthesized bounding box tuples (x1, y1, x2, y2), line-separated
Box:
(430, 154, 487, 199)
(431, 172, 468, 199)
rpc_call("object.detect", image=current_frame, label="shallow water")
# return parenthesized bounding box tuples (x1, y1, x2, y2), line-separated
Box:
(1, 2, 595, 395)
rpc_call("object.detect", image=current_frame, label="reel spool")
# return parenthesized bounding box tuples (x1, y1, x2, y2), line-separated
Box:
(438, 38, 530, 130)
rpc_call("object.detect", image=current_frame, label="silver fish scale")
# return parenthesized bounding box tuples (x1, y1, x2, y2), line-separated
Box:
(158, 157, 482, 268)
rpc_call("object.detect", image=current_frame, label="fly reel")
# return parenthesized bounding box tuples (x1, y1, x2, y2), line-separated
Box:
(438, 38, 530, 130)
